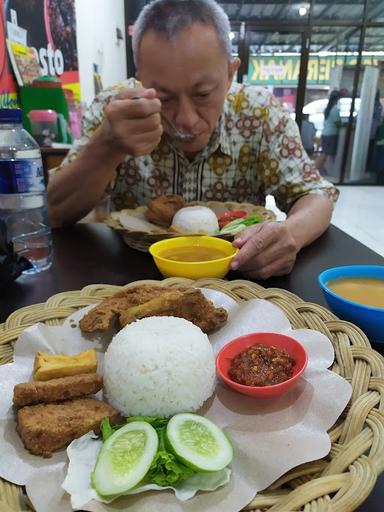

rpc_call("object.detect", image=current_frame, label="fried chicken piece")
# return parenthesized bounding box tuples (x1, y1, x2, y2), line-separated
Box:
(79, 284, 183, 333)
(119, 287, 228, 333)
(17, 397, 120, 457)
(144, 194, 186, 228)
(13, 373, 103, 407)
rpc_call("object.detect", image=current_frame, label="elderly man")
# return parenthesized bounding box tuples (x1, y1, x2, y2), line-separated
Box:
(47, 0, 338, 279)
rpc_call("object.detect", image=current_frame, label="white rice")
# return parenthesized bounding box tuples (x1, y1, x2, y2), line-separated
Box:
(171, 206, 219, 234)
(103, 316, 216, 417)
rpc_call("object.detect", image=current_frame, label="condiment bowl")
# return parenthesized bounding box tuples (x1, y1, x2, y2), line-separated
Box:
(318, 265, 384, 343)
(149, 236, 238, 279)
(216, 332, 308, 398)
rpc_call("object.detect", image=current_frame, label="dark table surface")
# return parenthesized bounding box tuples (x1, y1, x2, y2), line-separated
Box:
(1, 222, 383, 511)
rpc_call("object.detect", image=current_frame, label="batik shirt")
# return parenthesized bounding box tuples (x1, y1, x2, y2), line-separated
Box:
(55, 78, 339, 212)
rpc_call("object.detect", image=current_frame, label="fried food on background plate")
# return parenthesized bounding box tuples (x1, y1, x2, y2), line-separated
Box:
(79, 285, 227, 334)
(144, 194, 186, 228)
(17, 397, 120, 457)
(119, 287, 228, 333)
(13, 373, 103, 407)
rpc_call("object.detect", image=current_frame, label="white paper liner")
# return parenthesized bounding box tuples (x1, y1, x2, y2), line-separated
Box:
(0, 289, 352, 512)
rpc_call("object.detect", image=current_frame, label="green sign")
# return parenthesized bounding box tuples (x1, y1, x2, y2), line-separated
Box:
(248, 55, 379, 85)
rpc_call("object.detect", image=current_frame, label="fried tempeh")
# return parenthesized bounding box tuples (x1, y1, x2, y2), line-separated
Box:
(13, 373, 103, 407)
(119, 287, 228, 333)
(17, 397, 120, 457)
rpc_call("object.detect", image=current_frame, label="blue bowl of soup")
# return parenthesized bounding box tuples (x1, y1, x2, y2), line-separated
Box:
(318, 265, 384, 343)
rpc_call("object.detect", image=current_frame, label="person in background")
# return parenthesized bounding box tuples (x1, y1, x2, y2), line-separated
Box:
(367, 90, 383, 173)
(315, 90, 342, 173)
(47, 0, 338, 280)
(300, 113, 316, 157)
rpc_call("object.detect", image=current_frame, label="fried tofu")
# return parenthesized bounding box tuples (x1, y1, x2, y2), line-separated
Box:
(17, 398, 120, 457)
(33, 349, 97, 381)
(13, 373, 103, 407)
(79, 284, 227, 334)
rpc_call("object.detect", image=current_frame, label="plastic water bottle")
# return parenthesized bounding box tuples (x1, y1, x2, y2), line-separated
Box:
(0, 108, 53, 274)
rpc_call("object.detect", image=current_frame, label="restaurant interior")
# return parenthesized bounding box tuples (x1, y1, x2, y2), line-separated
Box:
(0, 1, 383, 512)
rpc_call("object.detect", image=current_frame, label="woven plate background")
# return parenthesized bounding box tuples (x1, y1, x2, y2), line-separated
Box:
(1, 278, 383, 512)
(105, 201, 276, 252)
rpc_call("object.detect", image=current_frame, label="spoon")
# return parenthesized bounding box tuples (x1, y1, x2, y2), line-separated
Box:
(131, 96, 195, 143)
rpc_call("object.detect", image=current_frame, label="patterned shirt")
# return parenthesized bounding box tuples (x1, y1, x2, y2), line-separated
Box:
(55, 79, 339, 212)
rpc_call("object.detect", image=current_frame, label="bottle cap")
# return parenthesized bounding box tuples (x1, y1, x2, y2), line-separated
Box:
(0, 108, 23, 123)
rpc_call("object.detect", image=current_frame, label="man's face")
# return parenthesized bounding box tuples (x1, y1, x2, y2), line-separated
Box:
(137, 23, 239, 155)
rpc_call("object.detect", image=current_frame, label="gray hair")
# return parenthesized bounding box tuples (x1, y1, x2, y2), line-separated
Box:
(132, 0, 232, 66)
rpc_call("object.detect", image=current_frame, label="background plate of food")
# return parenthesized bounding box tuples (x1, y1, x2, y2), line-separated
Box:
(105, 196, 276, 252)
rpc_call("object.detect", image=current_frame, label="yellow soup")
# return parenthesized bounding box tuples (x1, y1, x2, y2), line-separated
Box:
(327, 277, 384, 308)
(159, 246, 229, 262)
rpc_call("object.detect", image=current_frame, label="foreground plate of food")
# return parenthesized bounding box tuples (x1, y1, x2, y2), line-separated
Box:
(105, 196, 276, 252)
(0, 284, 352, 512)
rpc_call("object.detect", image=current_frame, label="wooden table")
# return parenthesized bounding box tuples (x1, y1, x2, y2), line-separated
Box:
(0, 222, 383, 510)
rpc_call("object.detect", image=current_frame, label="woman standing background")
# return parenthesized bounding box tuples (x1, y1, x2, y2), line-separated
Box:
(315, 90, 342, 173)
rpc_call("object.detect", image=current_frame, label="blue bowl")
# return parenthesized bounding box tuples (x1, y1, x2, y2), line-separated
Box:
(318, 265, 384, 343)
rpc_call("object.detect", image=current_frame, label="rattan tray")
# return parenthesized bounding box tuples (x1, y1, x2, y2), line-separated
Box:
(1, 278, 383, 512)
(105, 201, 276, 252)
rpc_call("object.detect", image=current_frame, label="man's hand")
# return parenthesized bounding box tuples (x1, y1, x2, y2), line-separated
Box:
(230, 221, 299, 280)
(101, 87, 163, 157)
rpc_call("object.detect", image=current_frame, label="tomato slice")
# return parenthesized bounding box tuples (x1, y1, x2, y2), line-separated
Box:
(217, 210, 248, 228)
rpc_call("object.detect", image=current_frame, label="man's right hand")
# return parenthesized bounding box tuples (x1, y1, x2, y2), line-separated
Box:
(101, 87, 163, 158)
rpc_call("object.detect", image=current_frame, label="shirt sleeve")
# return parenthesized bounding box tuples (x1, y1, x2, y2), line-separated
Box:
(256, 90, 339, 212)
(49, 78, 137, 178)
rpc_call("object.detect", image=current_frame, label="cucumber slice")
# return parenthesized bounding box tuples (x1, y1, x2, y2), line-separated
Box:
(92, 421, 158, 496)
(166, 413, 233, 472)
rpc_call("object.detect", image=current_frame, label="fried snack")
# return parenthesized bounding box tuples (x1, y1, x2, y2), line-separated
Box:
(119, 287, 228, 333)
(13, 373, 103, 407)
(144, 194, 186, 228)
(17, 397, 120, 457)
(33, 349, 97, 381)
(79, 284, 180, 333)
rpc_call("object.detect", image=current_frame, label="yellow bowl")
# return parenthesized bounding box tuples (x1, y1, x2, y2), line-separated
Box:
(149, 236, 238, 279)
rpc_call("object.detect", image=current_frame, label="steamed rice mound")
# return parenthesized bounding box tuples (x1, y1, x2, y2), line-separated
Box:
(103, 316, 216, 417)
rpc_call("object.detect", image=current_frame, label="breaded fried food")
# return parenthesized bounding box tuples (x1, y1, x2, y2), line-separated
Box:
(33, 348, 97, 381)
(79, 285, 227, 334)
(17, 397, 120, 457)
(13, 373, 103, 407)
(144, 194, 185, 227)
(79, 284, 181, 333)
(119, 287, 228, 333)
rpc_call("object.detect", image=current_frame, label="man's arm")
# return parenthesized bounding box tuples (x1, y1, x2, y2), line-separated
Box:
(47, 127, 125, 226)
(231, 193, 333, 280)
(47, 88, 162, 227)
(285, 193, 333, 248)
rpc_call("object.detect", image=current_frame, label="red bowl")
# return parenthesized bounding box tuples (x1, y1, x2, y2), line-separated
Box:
(216, 332, 308, 398)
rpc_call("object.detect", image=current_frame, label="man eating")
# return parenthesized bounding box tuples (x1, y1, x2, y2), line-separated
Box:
(47, 0, 339, 279)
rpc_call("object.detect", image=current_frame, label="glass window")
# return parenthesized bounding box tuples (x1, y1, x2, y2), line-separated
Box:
(303, 27, 361, 182)
(246, 31, 303, 115)
(350, 26, 384, 184)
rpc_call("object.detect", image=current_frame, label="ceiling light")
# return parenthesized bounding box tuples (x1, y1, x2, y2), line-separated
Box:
(299, 6, 307, 16)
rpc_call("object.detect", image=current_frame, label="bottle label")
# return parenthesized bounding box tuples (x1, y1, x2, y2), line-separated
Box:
(0, 158, 45, 193)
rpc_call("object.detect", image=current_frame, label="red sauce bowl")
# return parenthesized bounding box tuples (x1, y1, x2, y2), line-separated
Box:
(216, 332, 308, 398)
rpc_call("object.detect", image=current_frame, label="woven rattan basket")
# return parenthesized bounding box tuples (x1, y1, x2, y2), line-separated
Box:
(105, 201, 276, 252)
(1, 278, 383, 512)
